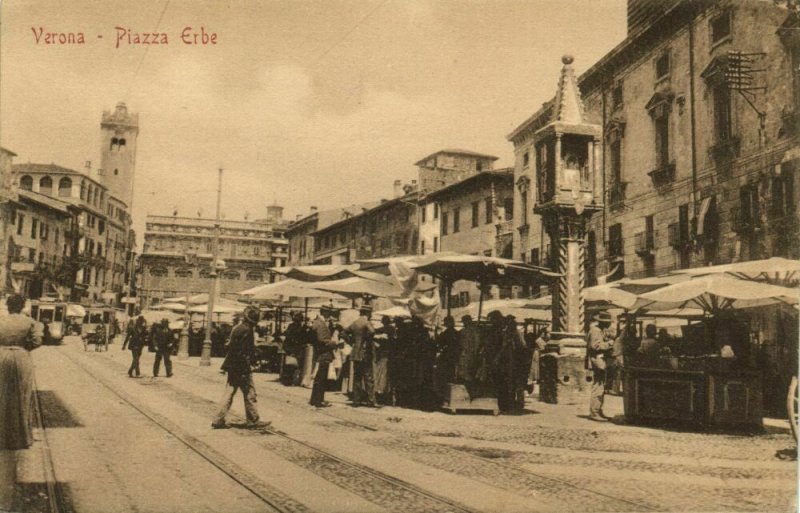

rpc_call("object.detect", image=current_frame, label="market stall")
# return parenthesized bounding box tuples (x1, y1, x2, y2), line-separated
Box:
(410, 254, 555, 414)
(622, 274, 798, 430)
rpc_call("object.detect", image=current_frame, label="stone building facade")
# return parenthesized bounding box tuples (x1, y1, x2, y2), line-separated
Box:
(138, 214, 288, 307)
(509, 1, 799, 286)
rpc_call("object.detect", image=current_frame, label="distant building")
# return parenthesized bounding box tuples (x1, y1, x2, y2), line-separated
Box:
(312, 186, 419, 264)
(138, 212, 288, 307)
(285, 203, 379, 266)
(508, 1, 799, 285)
(415, 149, 499, 193)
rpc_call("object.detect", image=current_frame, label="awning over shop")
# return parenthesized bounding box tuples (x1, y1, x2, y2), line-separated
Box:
(66, 304, 86, 318)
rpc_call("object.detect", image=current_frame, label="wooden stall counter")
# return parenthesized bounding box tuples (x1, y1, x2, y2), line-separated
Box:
(623, 357, 763, 430)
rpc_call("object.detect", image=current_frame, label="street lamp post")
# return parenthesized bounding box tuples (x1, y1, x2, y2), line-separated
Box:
(178, 251, 197, 360)
(200, 168, 223, 366)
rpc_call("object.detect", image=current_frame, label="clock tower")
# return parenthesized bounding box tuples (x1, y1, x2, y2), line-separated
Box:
(100, 102, 138, 208)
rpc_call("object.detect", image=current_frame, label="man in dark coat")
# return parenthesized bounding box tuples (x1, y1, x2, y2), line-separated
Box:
(434, 315, 460, 402)
(122, 316, 146, 377)
(347, 306, 377, 407)
(309, 305, 337, 407)
(152, 318, 174, 377)
(212, 306, 270, 429)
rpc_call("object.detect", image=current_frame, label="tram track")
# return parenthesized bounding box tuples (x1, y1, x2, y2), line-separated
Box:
(150, 355, 660, 512)
(60, 346, 479, 513)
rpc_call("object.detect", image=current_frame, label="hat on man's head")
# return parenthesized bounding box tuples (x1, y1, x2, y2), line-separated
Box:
(320, 304, 336, 315)
(243, 305, 261, 324)
(592, 311, 613, 323)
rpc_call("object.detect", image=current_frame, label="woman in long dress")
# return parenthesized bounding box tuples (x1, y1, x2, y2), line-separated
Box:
(0, 294, 43, 450)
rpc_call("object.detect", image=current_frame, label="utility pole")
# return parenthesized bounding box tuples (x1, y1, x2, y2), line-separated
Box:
(200, 168, 223, 366)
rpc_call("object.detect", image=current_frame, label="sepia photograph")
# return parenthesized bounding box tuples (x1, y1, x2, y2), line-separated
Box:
(0, 0, 798, 512)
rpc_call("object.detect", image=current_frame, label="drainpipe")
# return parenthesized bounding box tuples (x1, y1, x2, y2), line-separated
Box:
(689, 11, 699, 221)
(601, 85, 607, 271)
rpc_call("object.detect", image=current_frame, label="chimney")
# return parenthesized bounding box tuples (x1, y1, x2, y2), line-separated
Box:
(310, 206, 318, 214)
(393, 179, 403, 198)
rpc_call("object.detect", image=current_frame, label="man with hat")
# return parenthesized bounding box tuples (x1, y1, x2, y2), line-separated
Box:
(212, 305, 271, 429)
(586, 311, 613, 421)
(346, 306, 377, 407)
(309, 305, 337, 407)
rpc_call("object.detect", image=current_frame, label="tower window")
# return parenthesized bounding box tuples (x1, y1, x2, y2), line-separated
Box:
(19, 175, 33, 191)
(39, 176, 53, 195)
(114, 169, 119, 176)
(58, 177, 72, 197)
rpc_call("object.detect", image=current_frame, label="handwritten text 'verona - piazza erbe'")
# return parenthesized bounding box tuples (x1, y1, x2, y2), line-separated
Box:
(31, 26, 217, 47)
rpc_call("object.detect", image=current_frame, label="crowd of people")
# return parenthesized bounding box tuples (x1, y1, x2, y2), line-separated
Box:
(278, 305, 542, 414)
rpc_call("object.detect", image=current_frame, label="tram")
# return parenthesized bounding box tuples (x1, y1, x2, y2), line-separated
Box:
(29, 299, 68, 345)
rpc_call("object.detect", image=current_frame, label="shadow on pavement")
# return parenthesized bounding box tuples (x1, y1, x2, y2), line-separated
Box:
(37, 391, 83, 428)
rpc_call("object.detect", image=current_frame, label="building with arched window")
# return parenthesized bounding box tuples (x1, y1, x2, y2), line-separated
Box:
(138, 211, 288, 307)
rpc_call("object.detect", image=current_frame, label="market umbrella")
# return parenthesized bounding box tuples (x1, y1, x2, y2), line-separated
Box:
(269, 264, 359, 282)
(239, 279, 345, 301)
(411, 254, 557, 287)
(633, 274, 800, 313)
(669, 257, 800, 286)
(239, 278, 346, 319)
(152, 302, 186, 312)
(139, 310, 182, 324)
(310, 276, 405, 299)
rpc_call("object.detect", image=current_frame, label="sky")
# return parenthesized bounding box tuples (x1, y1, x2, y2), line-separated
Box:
(0, 0, 626, 242)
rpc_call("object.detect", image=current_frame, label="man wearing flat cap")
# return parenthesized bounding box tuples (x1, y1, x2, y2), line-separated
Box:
(586, 311, 613, 421)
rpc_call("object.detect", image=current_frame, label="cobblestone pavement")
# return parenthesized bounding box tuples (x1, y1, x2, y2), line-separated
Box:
(15, 340, 797, 513)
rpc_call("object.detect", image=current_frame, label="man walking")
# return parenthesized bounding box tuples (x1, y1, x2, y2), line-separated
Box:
(347, 306, 376, 407)
(587, 311, 613, 421)
(212, 306, 270, 429)
(152, 318, 174, 378)
(309, 305, 337, 407)
(122, 316, 146, 378)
